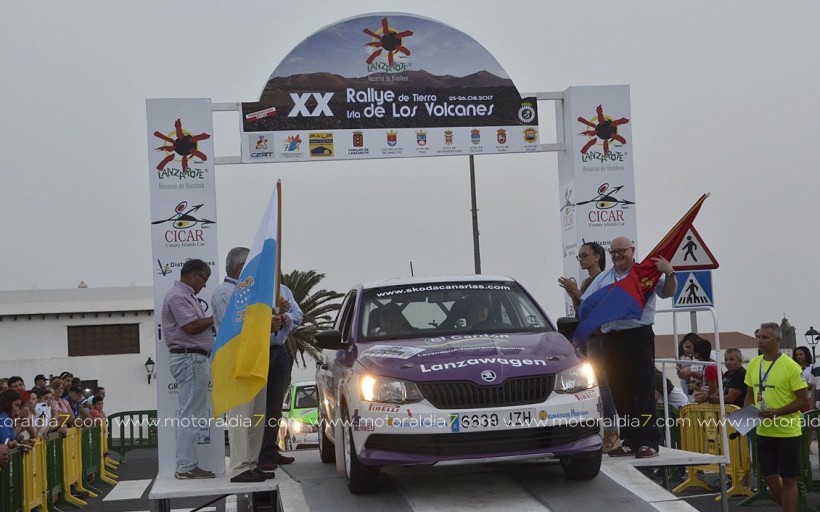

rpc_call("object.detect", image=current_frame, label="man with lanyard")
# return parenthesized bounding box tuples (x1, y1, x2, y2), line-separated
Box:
(744, 322, 809, 512)
(258, 274, 303, 467)
(213, 247, 276, 483)
(581, 236, 677, 459)
(161, 259, 216, 480)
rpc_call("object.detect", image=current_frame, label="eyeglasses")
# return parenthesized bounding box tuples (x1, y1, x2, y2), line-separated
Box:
(576, 252, 591, 261)
(195, 273, 209, 283)
(608, 247, 633, 256)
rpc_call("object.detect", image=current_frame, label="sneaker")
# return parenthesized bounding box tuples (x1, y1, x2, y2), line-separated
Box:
(253, 468, 276, 480)
(230, 470, 265, 483)
(607, 445, 634, 457)
(635, 446, 659, 459)
(175, 466, 216, 479)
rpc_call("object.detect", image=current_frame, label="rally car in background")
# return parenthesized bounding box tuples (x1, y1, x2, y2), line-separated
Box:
(314, 275, 602, 493)
(278, 381, 320, 450)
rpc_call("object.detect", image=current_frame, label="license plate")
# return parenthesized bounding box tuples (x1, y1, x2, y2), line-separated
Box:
(448, 409, 535, 432)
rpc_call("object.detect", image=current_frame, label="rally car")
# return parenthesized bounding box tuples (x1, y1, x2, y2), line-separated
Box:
(278, 381, 320, 450)
(314, 275, 602, 493)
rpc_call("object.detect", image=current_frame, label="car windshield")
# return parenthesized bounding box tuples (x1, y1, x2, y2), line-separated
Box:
(359, 280, 552, 341)
(294, 385, 318, 409)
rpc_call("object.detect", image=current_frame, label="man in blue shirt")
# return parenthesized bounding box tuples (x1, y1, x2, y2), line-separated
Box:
(581, 236, 677, 458)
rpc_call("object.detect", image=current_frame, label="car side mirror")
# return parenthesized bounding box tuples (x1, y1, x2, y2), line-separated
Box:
(556, 317, 580, 340)
(314, 329, 347, 350)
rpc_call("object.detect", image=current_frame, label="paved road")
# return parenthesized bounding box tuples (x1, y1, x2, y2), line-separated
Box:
(78, 447, 820, 511)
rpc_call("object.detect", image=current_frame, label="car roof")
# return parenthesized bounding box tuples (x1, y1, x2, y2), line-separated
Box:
(359, 274, 516, 290)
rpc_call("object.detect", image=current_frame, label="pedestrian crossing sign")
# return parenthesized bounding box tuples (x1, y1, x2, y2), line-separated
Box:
(673, 270, 714, 308)
(670, 225, 719, 270)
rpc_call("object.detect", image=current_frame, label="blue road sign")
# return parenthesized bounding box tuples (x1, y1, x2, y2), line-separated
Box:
(673, 270, 713, 308)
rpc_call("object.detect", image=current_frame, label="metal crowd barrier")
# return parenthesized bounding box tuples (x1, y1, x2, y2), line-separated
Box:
(0, 424, 119, 512)
(0, 446, 24, 512)
(22, 438, 48, 512)
(672, 403, 753, 500)
(45, 431, 67, 508)
(107, 410, 158, 463)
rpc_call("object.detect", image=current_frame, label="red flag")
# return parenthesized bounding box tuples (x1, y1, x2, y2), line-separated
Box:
(574, 194, 709, 343)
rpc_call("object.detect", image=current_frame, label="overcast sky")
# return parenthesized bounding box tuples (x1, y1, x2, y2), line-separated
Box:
(2, 1, 819, 345)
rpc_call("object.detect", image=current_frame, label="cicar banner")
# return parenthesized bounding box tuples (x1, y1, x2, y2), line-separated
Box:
(240, 13, 540, 163)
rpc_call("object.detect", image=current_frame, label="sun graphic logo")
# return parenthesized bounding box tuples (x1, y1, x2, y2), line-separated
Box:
(577, 104, 629, 156)
(153, 118, 211, 172)
(363, 17, 413, 72)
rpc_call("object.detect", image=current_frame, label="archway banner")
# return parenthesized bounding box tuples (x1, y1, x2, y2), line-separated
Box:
(240, 13, 540, 163)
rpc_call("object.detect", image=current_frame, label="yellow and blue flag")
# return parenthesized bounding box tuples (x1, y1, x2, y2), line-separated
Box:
(211, 182, 281, 417)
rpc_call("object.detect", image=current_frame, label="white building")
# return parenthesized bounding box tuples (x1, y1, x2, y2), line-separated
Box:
(0, 285, 157, 415)
(0, 285, 318, 417)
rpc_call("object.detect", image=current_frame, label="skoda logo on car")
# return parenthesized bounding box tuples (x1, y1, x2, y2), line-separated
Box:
(480, 370, 496, 382)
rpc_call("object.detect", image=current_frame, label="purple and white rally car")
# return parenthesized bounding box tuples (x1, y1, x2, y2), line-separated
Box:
(314, 275, 602, 493)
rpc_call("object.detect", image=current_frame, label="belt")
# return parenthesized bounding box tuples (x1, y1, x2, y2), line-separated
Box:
(169, 348, 210, 357)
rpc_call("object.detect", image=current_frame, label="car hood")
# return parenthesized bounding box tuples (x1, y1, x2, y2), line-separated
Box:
(288, 407, 318, 423)
(354, 331, 578, 385)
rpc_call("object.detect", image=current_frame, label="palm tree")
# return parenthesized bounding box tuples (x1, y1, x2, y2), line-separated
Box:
(281, 270, 344, 367)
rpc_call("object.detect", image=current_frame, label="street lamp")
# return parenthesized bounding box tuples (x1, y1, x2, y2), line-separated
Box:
(805, 327, 820, 363)
(145, 357, 156, 384)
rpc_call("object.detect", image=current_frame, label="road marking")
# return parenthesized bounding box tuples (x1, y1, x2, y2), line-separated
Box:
(226, 494, 237, 512)
(102, 479, 152, 501)
(601, 463, 697, 511)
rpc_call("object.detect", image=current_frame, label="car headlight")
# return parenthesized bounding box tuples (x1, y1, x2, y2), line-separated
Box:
(291, 420, 303, 433)
(360, 375, 424, 404)
(554, 363, 597, 394)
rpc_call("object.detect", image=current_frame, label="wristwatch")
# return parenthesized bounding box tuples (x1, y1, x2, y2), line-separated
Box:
(665, 271, 676, 278)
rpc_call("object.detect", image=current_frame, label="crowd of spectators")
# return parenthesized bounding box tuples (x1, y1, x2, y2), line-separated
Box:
(0, 372, 107, 472)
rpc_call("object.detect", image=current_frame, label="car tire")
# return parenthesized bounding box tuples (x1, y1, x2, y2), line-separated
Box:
(559, 449, 602, 480)
(342, 407, 380, 493)
(318, 417, 336, 463)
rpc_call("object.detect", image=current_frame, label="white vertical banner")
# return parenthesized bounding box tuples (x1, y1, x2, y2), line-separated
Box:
(558, 86, 637, 316)
(146, 98, 224, 477)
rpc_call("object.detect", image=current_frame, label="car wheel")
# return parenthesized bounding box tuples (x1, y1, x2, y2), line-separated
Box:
(559, 449, 602, 480)
(342, 408, 380, 493)
(318, 417, 336, 463)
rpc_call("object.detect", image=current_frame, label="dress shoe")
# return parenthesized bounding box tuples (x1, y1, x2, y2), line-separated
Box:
(254, 468, 276, 479)
(230, 470, 265, 483)
(175, 466, 215, 479)
(256, 461, 279, 471)
(270, 453, 295, 465)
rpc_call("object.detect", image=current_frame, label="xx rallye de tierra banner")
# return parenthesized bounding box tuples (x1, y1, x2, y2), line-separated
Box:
(240, 13, 540, 163)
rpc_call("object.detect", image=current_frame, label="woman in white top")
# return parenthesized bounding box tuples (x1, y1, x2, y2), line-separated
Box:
(793, 346, 815, 412)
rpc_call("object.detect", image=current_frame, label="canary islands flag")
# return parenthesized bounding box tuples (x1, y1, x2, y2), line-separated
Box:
(574, 194, 709, 345)
(211, 182, 281, 417)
